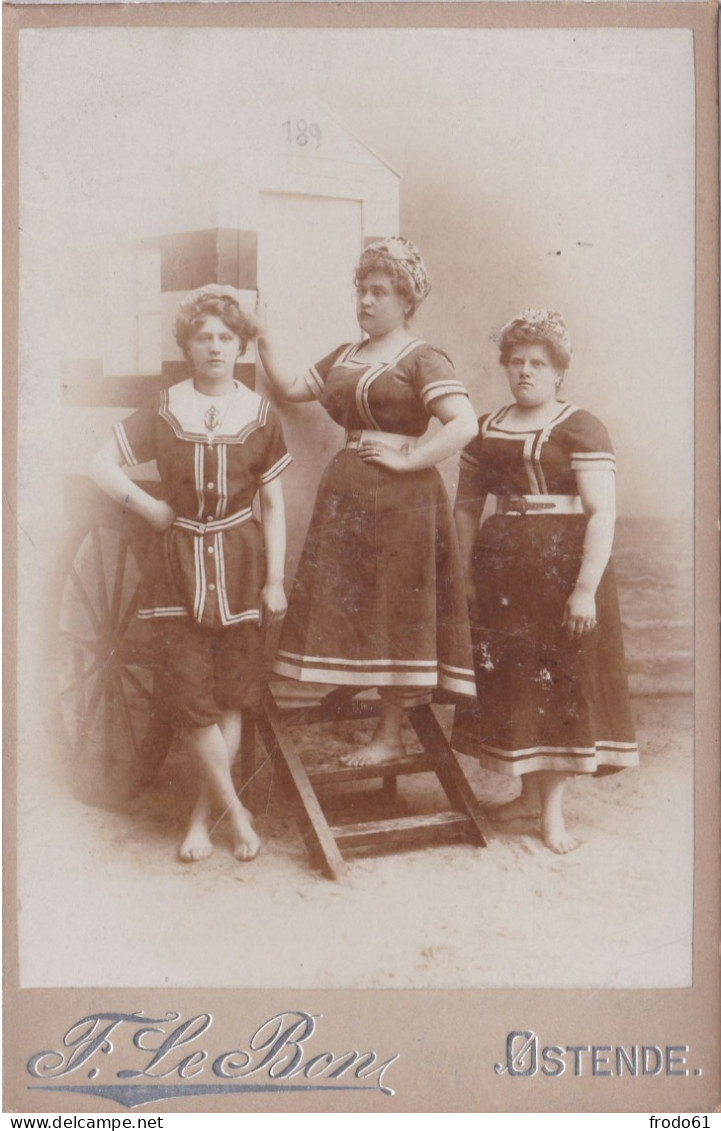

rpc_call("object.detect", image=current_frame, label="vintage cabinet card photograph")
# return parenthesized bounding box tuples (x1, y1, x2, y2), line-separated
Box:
(4, 0, 719, 1115)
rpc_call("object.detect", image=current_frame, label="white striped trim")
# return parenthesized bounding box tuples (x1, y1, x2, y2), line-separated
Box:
(194, 442, 205, 519)
(350, 337, 427, 429)
(484, 741, 595, 757)
(440, 662, 476, 678)
(193, 532, 207, 621)
(594, 740, 638, 751)
(273, 661, 440, 687)
(258, 451, 293, 484)
(522, 433, 542, 494)
(303, 343, 357, 395)
(481, 740, 638, 758)
(276, 649, 438, 670)
(482, 402, 578, 439)
(572, 452, 616, 473)
(304, 364, 325, 398)
(481, 403, 613, 495)
(215, 443, 228, 518)
(355, 362, 385, 428)
(391, 337, 426, 364)
(440, 674, 477, 697)
(475, 743, 639, 776)
(172, 507, 253, 535)
(215, 530, 261, 626)
(420, 380, 468, 405)
(158, 380, 272, 445)
(113, 421, 136, 467)
(138, 606, 188, 619)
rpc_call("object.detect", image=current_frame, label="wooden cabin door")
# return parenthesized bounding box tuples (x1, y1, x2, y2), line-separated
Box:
(257, 192, 362, 576)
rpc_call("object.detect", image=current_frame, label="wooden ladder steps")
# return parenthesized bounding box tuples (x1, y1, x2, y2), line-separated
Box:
(307, 753, 438, 786)
(330, 810, 474, 854)
(254, 691, 492, 878)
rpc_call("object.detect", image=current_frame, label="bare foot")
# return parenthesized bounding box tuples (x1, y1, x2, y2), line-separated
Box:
(229, 806, 261, 862)
(341, 736, 406, 767)
(178, 790, 214, 862)
(488, 775, 541, 822)
(178, 823, 214, 863)
(487, 795, 540, 822)
(541, 812, 581, 854)
(233, 833, 260, 862)
(538, 770, 579, 853)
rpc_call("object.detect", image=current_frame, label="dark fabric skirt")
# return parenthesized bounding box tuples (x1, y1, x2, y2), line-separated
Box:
(273, 449, 476, 697)
(450, 514, 638, 775)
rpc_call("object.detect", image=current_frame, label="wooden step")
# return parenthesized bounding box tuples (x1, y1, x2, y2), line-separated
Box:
(307, 753, 437, 785)
(256, 691, 489, 879)
(329, 810, 475, 854)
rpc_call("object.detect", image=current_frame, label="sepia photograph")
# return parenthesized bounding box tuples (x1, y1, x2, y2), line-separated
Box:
(4, 1, 719, 1115)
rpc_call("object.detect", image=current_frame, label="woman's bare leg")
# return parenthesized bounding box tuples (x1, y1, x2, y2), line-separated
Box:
(179, 710, 245, 861)
(341, 693, 407, 767)
(538, 770, 580, 853)
(179, 713, 259, 862)
(179, 783, 214, 862)
(218, 709, 242, 765)
(487, 773, 541, 822)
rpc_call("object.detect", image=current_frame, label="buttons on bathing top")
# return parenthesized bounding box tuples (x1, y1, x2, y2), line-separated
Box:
(207, 482, 215, 490)
(209, 584, 216, 592)
(207, 546, 214, 555)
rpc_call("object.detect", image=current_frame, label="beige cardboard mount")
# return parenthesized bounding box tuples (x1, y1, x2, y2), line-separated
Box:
(3, 2, 719, 1115)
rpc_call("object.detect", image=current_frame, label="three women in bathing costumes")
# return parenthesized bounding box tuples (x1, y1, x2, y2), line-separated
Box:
(91, 245, 637, 861)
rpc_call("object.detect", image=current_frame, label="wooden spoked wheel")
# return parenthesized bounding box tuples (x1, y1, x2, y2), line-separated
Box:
(50, 519, 172, 805)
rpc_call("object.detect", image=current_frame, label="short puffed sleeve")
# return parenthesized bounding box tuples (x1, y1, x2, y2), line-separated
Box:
(557, 409, 616, 475)
(256, 404, 293, 484)
(411, 346, 470, 409)
(301, 343, 353, 399)
(113, 398, 160, 467)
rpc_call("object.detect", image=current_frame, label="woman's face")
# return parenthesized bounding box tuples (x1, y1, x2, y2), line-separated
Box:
(355, 270, 409, 338)
(505, 342, 562, 409)
(187, 315, 241, 386)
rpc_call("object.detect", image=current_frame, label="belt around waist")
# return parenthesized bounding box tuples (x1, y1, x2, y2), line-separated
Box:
(173, 507, 253, 535)
(494, 494, 584, 516)
(345, 429, 419, 453)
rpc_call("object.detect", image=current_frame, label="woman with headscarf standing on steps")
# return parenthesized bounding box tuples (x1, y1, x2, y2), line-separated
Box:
(254, 237, 478, 765)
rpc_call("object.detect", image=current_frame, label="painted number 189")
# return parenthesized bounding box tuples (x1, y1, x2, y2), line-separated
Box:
(282, 119, 322, 150)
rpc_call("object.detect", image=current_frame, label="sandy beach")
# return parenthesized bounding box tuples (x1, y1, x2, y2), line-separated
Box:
(18, 692, 692, 990)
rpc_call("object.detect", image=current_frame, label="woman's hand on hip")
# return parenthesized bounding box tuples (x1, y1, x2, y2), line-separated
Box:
(357, 441, 413, 472)
(260, 581, 288, 628)
(145, 499, 176, 533)
(563, 585, 597, 638)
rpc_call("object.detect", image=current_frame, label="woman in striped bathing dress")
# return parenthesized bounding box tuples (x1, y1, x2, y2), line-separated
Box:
(255, 238, 478, 766)
(451, 310, 638, 852)
(90, 285, 291, 863)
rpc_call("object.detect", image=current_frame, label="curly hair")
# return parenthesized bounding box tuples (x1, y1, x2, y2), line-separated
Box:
(498, 310, 572, 372)
(354, 249, 421, 319)
(174, 291, 255, 360)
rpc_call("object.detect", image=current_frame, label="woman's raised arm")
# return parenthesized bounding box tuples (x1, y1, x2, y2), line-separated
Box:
(249, 301, 318, 403)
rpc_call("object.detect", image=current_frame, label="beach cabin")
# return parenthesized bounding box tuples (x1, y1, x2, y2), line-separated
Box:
(60, 97, 401, 575)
